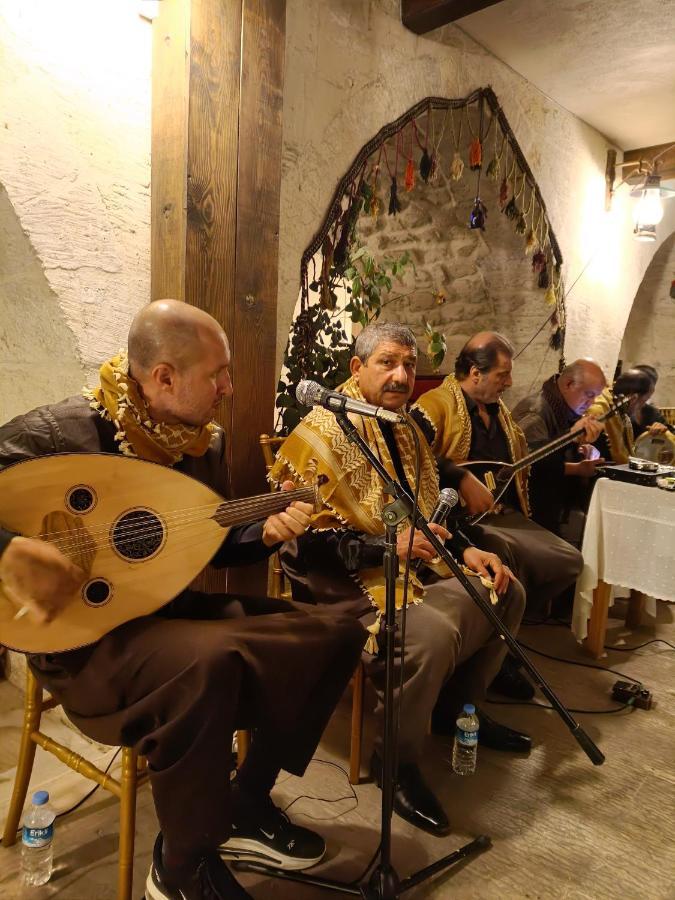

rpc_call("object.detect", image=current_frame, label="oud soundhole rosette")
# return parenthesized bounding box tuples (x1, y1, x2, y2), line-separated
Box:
(83, 578, 113, 607)
(111, 508, 165, 561)
(66, 485, 97, 514)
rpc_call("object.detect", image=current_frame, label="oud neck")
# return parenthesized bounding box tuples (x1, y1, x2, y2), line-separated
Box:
(214, 486, 316, 530)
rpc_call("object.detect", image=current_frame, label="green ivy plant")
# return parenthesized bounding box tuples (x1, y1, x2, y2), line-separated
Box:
(276, 240, 447, 434)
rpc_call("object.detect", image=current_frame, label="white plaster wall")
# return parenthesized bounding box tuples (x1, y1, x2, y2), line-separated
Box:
(0, 0, 151, 418)
(620, 227, 675, 407)
(278, 0, 673, 396)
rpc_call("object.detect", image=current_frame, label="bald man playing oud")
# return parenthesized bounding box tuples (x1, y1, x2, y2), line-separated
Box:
(0, 301, 366, 900)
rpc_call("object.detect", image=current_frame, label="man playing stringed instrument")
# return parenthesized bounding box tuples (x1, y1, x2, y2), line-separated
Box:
(271, 323, 530, 839)
(0, 300, 367, 900)
(411, 332, 586, 630)
(512, 359, 607, 545)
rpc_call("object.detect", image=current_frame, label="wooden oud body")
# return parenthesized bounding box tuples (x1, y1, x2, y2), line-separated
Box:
(0, 453, 227, 653)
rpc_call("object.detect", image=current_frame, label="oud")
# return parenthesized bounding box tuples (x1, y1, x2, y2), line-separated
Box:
(0, 453, 318, 654)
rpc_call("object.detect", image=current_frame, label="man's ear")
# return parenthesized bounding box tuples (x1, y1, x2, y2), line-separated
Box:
(469, 364, 481, 382)
(152, 362, 175, 391)
(350, 356, 362, 379)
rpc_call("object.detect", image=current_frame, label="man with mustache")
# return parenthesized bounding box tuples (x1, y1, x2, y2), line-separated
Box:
(271, 323, 530, 838)
(411, 332, 585, 639)
(0, 300, 367, 900)
(511, 358, 607, 545)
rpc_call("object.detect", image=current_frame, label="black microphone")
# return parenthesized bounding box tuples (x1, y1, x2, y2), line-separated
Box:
(412, 488, 459, 572)
(295, 379, 405, 424)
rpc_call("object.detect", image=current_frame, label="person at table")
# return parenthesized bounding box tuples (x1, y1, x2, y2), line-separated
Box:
(631, 364, 673, 439)
(511, 359, 607, 545)
(270, 322, 530, 838)
(410, 331, 583, 629)
(587, 368, 658, 463)
(0, 300, 367, 900)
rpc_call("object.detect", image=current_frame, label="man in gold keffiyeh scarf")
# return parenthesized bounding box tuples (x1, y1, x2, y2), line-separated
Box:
(0, 299, 369, 889)
(272, 323, 529, 836)
(411, 332, 583, 626)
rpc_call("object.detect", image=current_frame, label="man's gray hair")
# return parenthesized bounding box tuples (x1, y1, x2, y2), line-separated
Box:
(354, 322, 417, 364)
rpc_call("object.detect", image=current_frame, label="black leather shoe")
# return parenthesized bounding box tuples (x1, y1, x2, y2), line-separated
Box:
(371, 753, 450, 837)
(477, 710, 532, 753)
(489, 656, 535, 701)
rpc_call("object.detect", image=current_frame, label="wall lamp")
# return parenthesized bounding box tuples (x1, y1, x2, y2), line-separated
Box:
(606, 145, 675, 242)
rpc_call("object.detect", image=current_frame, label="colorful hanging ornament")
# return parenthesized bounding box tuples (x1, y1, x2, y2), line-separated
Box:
(538, 266, 550, 289)
(388, 177, 401, 215)
(419, 147, 432, 183)
(469, 198, 488, 230)
(531, 250, 546, 274)
(525, 229, 538, 254)
(428, 151, 438, 182)
(504, 197, 519, 220)
(544, 284, 556, 306)
(549, 326, 563, 350)
(469, 138, 482, 170)
(515, 213, 527, 235)
(499, 177, 509, 209)
(450, 152, 464, 181)
(404, 157, 415, 192)
(486, 157, 499, 180)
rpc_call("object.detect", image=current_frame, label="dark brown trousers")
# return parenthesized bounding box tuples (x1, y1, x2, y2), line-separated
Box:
(29, 593, 366, 857)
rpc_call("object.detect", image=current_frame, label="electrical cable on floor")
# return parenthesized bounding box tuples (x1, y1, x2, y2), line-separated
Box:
(605, 638, 675, 652)
(281, 758, 358, 820)
(516, 641, 643, 685)
(486, 698, 633, 715)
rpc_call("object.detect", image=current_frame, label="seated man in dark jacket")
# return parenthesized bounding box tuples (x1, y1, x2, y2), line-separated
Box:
(0, 300, 366, 900)
(511, 358, 606, 546)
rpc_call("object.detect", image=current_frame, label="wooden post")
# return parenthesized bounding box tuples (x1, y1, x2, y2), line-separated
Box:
(586, 580, 611, 659)
(151, 0, 286, 594)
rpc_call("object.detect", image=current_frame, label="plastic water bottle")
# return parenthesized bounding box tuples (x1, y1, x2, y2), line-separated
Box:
(452, 704, 479, 776)
(21, 790, 55, 886)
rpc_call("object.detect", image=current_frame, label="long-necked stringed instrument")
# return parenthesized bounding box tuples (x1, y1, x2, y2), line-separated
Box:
(446, 394, 631, 527)
(0, 453, 319, 654)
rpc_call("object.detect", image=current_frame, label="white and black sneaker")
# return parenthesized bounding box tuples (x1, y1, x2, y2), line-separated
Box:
(219, 799, 326, 871)
(145, 832, 252, 900)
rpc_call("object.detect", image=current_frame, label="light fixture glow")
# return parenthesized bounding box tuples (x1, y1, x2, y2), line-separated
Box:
(633, 187, 665, 227)
(633, 223, 657, 242)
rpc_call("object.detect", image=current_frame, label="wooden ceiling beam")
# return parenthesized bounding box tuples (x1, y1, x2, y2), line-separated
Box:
(623, 142, 675, 181)
(402, 0, 505, 34)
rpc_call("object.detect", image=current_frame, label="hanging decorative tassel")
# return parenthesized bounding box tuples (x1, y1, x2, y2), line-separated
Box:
(549, 326, 563, 350)
(450, 152, 464, 181)
(486, 157, 499, 180)
(388, 177, 401, 215)
(370, 192, 381, 218)
(469, 138, 482, 170)
(469, 198, 488, 231)
(360, 180, 373, 215)
(499, 177, 509, 209)
(419, 148, 432, 183)
(538, 266, 550, 289)
(525, 229, 537, 254)
(515, 213, 527, 235)
(544, 284, 557, 306)
(504, 197, 519, 220)
(532, 250, 546, 273)
(429, 151, 438, 182)
(404, 157, 415, 192)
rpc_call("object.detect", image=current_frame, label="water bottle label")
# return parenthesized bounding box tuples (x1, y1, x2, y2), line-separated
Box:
(22, 824, 53, 848)
(456, 728, 478, 746)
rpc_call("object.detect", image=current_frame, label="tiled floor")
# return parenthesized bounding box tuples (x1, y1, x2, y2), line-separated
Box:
(1, 601, 674, 899)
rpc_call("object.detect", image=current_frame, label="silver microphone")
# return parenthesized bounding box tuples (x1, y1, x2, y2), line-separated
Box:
(429, 488, 459, 525)
(295, 379, 405, 424)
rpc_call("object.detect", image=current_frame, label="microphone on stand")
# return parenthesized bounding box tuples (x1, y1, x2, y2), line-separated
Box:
(411, 488, 459, 572)
(295, 379, 405, 424)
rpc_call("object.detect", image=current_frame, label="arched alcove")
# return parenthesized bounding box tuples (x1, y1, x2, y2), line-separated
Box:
(277, 89, 566, 432)
(620, 229, 675, 406)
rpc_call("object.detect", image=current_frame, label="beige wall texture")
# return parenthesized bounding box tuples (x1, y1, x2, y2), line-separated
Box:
(620, 230, 675, 407)
(0, 1, 151, 423)
(278, 0, 675, 404)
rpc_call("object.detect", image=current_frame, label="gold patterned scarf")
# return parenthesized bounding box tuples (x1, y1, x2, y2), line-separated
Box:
(84, 351, 217, 465)
(587, 387, 634, 464)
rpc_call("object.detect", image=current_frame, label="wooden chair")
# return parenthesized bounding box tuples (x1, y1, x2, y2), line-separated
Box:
(259, 434, 366, 784)
(2, 667, 146, 900)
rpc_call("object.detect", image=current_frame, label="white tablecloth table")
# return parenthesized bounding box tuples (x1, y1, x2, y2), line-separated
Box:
(572, 478, 675, 656)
